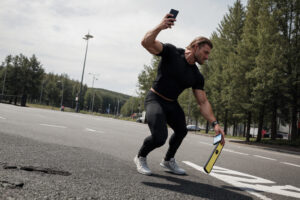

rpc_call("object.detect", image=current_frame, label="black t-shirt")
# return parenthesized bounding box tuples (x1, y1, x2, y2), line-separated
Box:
(152, 43, 205, 100)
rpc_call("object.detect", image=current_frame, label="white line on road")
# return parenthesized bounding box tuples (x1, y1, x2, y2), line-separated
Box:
(86, 128, 96, 132)
(223, 149, 250, 156)
(182, 161, 271, 200)
(199, 142, 212, 146)
(0, 116, 6, 120)
(281, 162, 300, 168)
(253, 155, 277, 161)
(85, 128, 105, 134)
(40, 124, 67, 129)
(183, 161, 300, 199)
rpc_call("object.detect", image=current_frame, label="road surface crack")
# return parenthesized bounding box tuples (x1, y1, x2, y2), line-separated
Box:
(2, 163, 71, 176)
(0, 180, 24, 189)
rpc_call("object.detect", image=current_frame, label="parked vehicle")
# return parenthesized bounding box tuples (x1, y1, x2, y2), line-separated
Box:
(187, 125, 201, 131)
(263, 131, 288, 140)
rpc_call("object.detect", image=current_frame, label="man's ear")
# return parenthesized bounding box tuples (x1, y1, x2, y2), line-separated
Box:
(193, 44, 199, 52)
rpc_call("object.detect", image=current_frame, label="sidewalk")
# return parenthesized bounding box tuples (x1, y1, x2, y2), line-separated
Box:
(189, 131, 300, 155)
(229, 139, 300, 155)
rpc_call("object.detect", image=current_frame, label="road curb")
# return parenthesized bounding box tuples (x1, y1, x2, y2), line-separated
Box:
(188, 132, 300, 155)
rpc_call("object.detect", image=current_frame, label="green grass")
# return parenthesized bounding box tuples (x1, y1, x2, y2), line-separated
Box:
(27, 103, 61, 111)
(27, 103, 137, 122)
(258, 138, 300, 147)
(190, 130, 299, 146)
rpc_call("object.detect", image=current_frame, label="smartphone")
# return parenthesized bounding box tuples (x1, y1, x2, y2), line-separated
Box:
(168, 9, 179, 19)
(213, 134, 222, 145)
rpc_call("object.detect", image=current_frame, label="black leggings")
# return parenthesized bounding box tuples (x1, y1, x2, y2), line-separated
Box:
(138, 90, 188, 160)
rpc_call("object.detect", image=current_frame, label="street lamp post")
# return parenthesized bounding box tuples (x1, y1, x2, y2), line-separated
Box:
(187, 89, 192, 125)
(57, 80, 64, 108)
(1, 66, 7, 101)
(39, 79, 45, 104)
(117, 99, 120, 116)
(88, 73, 99, 112)
(76, 32, 93, 113)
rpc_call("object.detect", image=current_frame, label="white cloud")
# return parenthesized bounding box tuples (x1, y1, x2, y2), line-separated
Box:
(0, 0, 247, 96)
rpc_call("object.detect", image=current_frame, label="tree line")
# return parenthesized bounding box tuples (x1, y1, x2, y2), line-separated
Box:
(134, 0, 299, 142)
(0, 54, 129, 114)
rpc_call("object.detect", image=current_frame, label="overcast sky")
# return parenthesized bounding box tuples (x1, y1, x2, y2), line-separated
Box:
(0, 0, 247, 96)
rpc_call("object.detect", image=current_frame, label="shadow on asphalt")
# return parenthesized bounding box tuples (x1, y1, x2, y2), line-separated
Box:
(142, 173, 253, 200)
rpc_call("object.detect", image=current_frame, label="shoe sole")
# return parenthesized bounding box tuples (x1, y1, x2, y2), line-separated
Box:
(160, 163, 186, 175)
(134, 157, 152, 176)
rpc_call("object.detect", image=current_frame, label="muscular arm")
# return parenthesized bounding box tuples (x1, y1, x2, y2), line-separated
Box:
(193, 89, 216, 123)
(141, 14, 175, 55)
(193, 89, 225, 145)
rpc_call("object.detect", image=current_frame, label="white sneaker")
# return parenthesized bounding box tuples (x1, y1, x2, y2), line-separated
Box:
(134, 155, 152, 175)
(160, 158, 186, 175)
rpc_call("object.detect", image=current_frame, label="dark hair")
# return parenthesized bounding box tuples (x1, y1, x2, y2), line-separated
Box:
(186, 36, 213, 50)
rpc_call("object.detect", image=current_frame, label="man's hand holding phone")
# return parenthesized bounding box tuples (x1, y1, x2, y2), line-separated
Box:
(168, 9, 179, 19)
(214, 124, 225, 145)
(159, 9, 178, 30)
(213, 134, 222, 145)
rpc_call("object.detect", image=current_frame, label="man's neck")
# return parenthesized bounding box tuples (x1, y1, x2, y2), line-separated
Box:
(184, 49, 196, 65)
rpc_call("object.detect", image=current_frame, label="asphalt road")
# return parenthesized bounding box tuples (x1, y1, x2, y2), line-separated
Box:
(0, 103, 300, 200)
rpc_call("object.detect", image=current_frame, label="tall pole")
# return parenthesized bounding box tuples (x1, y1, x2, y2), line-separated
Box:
(76, 32, 93, 113)
(187, 89, 192, 125)
(57, 80, 64, 108)
(91, 85, 95, 112)
(117, 99, 120, 116)
(88, 73, 99, 112)
(1, 66, 7, 100)
(39, 79, 45, 104)
(61, 80, 64, 108)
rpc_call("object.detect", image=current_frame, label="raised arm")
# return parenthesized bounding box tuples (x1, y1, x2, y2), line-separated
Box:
(141, 13, 176, 55)
(193, 89, 225, 145)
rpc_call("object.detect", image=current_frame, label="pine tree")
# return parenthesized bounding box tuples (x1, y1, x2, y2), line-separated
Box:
(251, 0, 283, 141)
(203, 0, 245, 134)
(273, 0, 300, 140)
(234, 0, 261, 141)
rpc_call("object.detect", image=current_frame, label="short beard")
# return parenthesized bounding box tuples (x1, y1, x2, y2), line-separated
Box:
(194, 55, 203, 65)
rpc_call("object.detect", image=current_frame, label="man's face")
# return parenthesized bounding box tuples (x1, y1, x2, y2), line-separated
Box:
(194, 44, 211, 65)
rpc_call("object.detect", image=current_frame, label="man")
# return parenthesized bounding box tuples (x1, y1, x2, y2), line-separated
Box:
(134, 12, 225, 176)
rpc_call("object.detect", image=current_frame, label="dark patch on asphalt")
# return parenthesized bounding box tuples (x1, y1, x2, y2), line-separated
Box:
(3, 165, 17, 169)
(0, 180, 24, 189)
(19, 166, 71, 176)
(2, 163, 71, 176)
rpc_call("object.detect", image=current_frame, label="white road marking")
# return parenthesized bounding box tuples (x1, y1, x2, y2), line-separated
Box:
(0, 116, 6, 119)
(85, 128, 105, 134)
(223, 149, 250, 156)
(199, 142, 212, 146)
(183, 161, 300, 199)
(281, 162, 300, 168)
(40, 124, 66, 129)
(86, 128, 96, 132)
(253, 155, 277, 161)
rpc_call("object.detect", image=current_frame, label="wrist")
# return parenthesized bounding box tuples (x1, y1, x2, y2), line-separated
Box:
(211, 121, 219, 128)
(155, 24, 164, 32)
